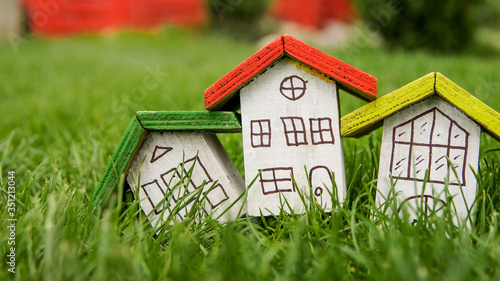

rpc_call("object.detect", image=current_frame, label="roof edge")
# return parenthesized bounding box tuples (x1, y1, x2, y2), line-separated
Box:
(204, 36, 285, 111)
(91, 117, 147, 209)
(435, 73, 500, 141)
(342, 72, 500, 140)
(137, 111, 242, 132)
(283, 34, 377, 101)
(341, 73, 435, 137)
(204, 34, 377, 111)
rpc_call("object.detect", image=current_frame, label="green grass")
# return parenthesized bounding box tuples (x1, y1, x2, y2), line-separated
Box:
(1, 29, 500, 280)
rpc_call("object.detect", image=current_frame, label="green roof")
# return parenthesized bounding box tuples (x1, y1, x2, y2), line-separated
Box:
(91, 111, 241, 208)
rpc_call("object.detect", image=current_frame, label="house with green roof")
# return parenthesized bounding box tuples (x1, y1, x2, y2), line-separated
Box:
(92, 111, 245, 227)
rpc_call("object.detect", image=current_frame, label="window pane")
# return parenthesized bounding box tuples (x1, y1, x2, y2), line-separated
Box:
(281, 117, 307, 146)
(259, 167, 295, 195)
(204, 183, 229, 209)
(251, 119, 271, 147)
(310, 118, 334, 145)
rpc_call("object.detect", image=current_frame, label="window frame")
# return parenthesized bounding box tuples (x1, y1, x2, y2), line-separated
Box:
(309, 117, 335, 145)
(281, 116, 308, 147)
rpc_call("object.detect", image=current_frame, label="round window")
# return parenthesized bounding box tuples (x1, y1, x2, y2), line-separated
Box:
(280, 75, 307, 101)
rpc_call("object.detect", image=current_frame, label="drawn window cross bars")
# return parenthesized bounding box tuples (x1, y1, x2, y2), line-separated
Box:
(281, 117, 307, 146)
(259, 167, 295, 195)
(390, 107, 469, 185)
(310, 117, 335, 145)
(250, 119, 271, 147)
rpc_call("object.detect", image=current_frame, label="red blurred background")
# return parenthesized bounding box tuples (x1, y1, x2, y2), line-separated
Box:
(21, 0, 354, 36)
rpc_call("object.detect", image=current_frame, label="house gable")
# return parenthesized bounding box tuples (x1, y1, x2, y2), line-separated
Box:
(238, 57, 346, 216)
(377, 96, 481, 226)
(340, 72, 499, 226)
(240, 57, 342, 150)
(127, 129, 246, 226)
(91, 111, 242, 209)
(204, 34, 377, 111)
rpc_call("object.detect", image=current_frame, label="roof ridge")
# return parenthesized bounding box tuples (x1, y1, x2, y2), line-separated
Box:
(341, 73, 500, 141)
(204, 34, 377, 111)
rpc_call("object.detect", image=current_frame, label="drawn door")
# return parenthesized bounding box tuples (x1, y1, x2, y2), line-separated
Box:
(309, 166, 332, 198)
(398, 195, 446, 225)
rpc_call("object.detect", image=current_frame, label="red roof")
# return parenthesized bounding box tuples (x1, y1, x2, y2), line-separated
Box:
(204, 35, 377, 111)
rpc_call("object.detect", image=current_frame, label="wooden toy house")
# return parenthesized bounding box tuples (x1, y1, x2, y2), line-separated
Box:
(204, 35, 377, 216)
(91, 111, 245, 227)
(341, 73, 500, 225)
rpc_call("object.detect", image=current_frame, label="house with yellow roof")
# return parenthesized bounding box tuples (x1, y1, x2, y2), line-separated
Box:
(341, 72, 500, 226)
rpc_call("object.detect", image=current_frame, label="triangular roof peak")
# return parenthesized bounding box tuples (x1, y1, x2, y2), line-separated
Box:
(91, 111, 241, 208)
(341, 72, 500, 141)
(204, 34, 377, 111)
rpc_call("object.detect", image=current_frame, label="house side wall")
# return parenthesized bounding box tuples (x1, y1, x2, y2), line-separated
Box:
(127, 131, 245, 227)
(377, 96, 481, 225)
(240, 57, 346, 216)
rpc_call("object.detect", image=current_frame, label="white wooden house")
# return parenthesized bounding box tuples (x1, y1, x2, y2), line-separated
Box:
(92, 111, 246, 228)
(204, 35, 377, 216)
(341, 73, 500, 226)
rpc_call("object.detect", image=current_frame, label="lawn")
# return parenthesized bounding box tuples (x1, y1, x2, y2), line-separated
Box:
(1, 29, 500, 280)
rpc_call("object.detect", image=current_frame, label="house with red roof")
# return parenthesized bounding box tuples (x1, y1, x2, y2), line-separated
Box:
(204, 35, 377, 216)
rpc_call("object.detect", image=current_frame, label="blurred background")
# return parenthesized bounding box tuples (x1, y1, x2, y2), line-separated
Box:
(1, 0, 500, 51)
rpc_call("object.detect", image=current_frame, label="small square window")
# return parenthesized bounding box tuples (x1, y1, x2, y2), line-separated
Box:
(250, 119, 271, 148)
(309, 118, 335, 145)
(281, 117, 307, 146)
(204, 183, 229, 209)
(259, 167, 295, 195)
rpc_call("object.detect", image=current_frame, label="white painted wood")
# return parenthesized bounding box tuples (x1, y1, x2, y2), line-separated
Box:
(240, 57, 346, 216)
(377, 96, 481, 226)
(126, 131, 246, 228)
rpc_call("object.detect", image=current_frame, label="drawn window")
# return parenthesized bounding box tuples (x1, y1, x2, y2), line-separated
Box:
(390, 107, 469, 185)
(204, 183, 229, 209)
(280, 75, 307, 101)
(281, 117, 307, 146)
(310, 118, 335, 145)
(160, 155, 214, 203)
(259, 167, 295, 195)
(184, 156, 213, 189)
(250, 119, 271, 148)
(140, 180, 167, 215)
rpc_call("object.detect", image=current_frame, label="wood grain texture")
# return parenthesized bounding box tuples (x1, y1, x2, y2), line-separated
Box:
(137, 111, 242, 132)
(341, 72, 500, 141)
(204, 34, 377, 111)
(204, 36, 285, 111)
(434, 73, 500, 142)
(341, 73, 435, 137)
(92, 117, 147, 208)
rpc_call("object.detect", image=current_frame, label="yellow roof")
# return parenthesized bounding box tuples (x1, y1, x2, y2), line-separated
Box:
(341, 72, 500, 141)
